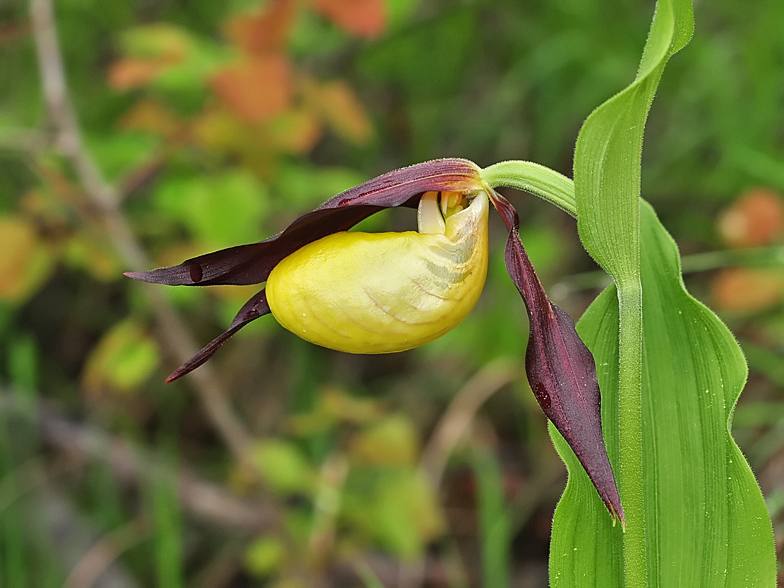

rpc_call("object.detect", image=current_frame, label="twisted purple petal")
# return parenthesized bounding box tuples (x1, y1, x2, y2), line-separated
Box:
(490, 189, 624, 524)
(166, 289, 271, 382)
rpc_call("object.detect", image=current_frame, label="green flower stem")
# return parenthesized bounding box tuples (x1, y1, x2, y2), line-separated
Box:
(617, 280, 645, 586)
(482, 159, 648, 584)
(481, 161, 577, 217)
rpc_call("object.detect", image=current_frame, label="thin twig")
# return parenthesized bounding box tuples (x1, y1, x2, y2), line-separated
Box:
(36, 489, 142, 588)
(28, 0, 252, 461)
(308, 452, 349, 562)
(62, 518, 149, 588)
(405, 361, 518, 588)
(419, 359, 518, 489)
(0, 392, 278, 532)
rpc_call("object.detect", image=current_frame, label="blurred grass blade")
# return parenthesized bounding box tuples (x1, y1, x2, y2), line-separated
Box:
(0, 416, 27, 588)
(549, 203, 776, 585)
(149, 447, 183, 588)
(471, 447, 511, 588)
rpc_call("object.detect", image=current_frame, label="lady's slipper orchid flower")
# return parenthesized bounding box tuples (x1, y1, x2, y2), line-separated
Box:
(126, 158, 624, 524)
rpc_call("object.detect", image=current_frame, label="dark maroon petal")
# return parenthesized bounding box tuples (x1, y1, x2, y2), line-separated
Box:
(127, 159, 482, 287)
(165, 289, 270, 383)
(491, 190, 624, 524)
(124, 207, 381, 286)
(317, 158, 482, 208)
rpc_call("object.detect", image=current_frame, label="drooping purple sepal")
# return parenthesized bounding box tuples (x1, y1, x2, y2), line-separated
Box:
(490, 189, 624, 524)
(125, 159, 482, 287)
(165, 289, 271, 382)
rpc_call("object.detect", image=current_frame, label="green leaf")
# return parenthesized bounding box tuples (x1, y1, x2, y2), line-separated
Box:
(87, 133, 158, 182)
(343, 469, 443, 559)
(570, 0, 695, 582)
(154, 170, 269, 248)
(244, 536, 286, 577)
(548, 0, 775, 584)
(574, 0, 693, 285)
(251, 439, 315, 495)
(81, 319, 160, 394)
(273, 162, 367, 209)
(549, 202, 776, 585)
(349, 414, 419, 467)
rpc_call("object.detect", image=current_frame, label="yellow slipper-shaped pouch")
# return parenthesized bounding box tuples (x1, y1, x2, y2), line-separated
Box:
(266, 190, 489, 353)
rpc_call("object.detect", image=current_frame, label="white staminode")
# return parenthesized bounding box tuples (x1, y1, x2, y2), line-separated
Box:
(417, 191, 447, 234)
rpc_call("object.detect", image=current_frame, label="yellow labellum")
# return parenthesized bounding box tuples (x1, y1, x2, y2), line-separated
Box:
(266, 190, 489, 353)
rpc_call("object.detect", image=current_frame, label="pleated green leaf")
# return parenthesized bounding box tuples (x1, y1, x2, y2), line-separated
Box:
(549, 0, 776, 582)
(572, 2, 696, 579)
(574, 0, 693, 285)
(549, 202, 776, 586)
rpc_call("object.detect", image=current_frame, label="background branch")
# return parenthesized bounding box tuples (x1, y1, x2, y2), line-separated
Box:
(0, 392, 278, 532)
(28, 0, 253, 462)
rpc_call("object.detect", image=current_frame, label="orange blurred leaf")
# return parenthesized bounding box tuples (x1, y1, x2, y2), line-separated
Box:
(711, 267, 784, 313)
(303, 79, 373, 144)
(718, 187, 784, 248)
(108, 59, 170, 90)
(311, 0, 386, 38)
(0, 215, 53, 303)
(210, 56, 292, 124)
(226, 0, 296, 55)
(192, 107, 315, 174)
(118, 99, 182, 136)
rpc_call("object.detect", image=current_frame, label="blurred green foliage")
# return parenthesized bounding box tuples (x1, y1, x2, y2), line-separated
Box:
(0, 0, 783, 585)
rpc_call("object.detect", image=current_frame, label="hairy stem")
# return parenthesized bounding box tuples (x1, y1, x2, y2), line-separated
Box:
(481, 161, 577, 217)
(617, 280, 645, 585)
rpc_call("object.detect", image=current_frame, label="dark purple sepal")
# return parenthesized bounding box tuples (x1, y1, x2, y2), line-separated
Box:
(124, 207, 383, 286)
(317, 158, 481, 208)
(126, 159, 482, 287)
(490, 189, 624, 524)
(165, 289, 271, 383)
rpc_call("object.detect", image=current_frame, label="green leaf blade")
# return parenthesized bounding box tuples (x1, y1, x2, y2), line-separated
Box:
(550, 203, 776, 586)
(571, 1, 696, 583)
(574, 0, 693, 283)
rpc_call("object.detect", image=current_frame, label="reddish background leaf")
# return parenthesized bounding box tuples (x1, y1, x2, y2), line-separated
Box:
(118, 99, 182, 136)
(210, 56, 292, 124)
(310, 0, 386, 38)
(718, 187, 784, 248)
(303, 79, 373, 144)
(226, 0, 296, 55)
(711, 267, 783, 313)
(108, 59, 170, 90)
